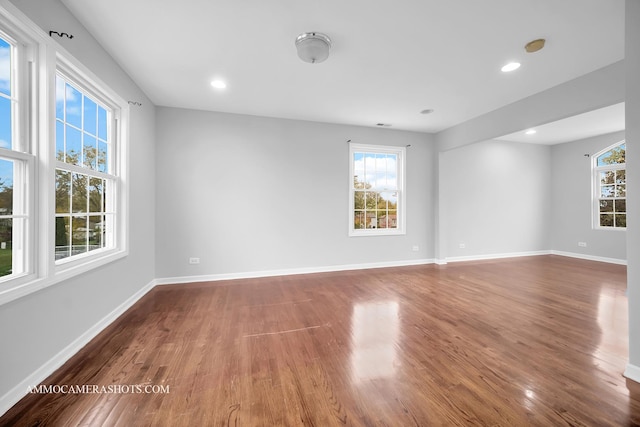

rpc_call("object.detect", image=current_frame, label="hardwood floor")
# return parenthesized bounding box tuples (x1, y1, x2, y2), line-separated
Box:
(2, 255, 639, 426)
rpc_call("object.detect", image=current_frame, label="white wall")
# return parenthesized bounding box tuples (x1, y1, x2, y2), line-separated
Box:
(550, 131, 626, 261)
(155, 107, 435, 280)
(625, 0, 640, 381)
(440, 140, 551, 260)
(0, 0, 156, 409)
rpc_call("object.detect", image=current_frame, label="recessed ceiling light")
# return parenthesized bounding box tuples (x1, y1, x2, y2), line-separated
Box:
(420, 109, 434, 115)
(210, 79, 227, 89)
(501, 62, 521, 72)
(525, 129, 537, 135)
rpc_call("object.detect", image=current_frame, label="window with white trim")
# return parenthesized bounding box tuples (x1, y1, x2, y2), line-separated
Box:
(54, 73, 117, 262)
(0, 30, 31, 281)
(349, 143, 405, 236)
(0, 5, 128, 305)
(593, 141, 626, 229)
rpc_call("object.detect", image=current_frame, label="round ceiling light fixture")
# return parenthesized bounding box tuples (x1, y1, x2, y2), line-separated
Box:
(296, 32, 332, 64)
(525, 38, 546, 53)
(501, 62, 521, 72)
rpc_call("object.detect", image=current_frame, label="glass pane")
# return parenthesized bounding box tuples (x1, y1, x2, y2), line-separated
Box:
(98, 141, 108, 173)
(83, 96, 97, 136)
(55, 170, 71, 213)
(0, 218, 11, 276)
(615, 199, 626, 213)
(380, 192, 398, 210)
(66, 125, 81, 165)
(97, 106, 107, 140)
(597, 145, 625, 166)
(0, 38, 10, 97)
(55, 216, 70, 260)
(71, 215, 87, 255)
(89, 178, 103, 212)
(55, 76, 64, 120)
(0, 159, 13, 215)
(376, 210, 387, 229)
(354, 210, 365, 230)
(83, 134, 97, 169)
(88, 215, 102, 250)
(65, 83, 82, 128)
(56, 120, 65, 161)
(600, 185, 614, 198)
(599, 199, 613, 213)
(600, 171, 615, 185)
(616, 169, 626, 184)
(72, 173, 88, 213)
(0, 96, 11, 150)
(388, 210, 397, 229)
(600, 214, 614, 227)
(616, 184, 626, 197)
(615, 214, 626, 228)
(365, 191, 378, 209)
(354, 190, 364, 210)
(353, 152, 364, 173)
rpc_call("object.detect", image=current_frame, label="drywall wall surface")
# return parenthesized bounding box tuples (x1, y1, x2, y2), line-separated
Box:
(550, 131, 626, 260)
(155, 107, 436, 279)
(440, 140, 551, 259)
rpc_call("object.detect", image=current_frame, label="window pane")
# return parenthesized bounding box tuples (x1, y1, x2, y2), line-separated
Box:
(0, 218, 11, 276)
(354, 210, 365, 230)
(380, 192, 398, 210)
(615, 214, 626, 228)
(72, 173, 88, 213)
(71, 215, 87, 255)
(83, 134, 97, 169)
(55, 76, 64, 120)
(615, 199, 626, 213)
(56, 170, 71, 213)
(388, 210, 397, 229)
(65, 125, 81, 165)
(600, 171, 614, 185)
(365, 191, 378, 209)
(97, 106, 107, 140)
(88, 215, 102, 249)
(597, 145, 625, 166)
(89, 178, 103, 213)
(98, 141, 108, 173)
(354, 190, 364, 210)
(56, 120, 65, 161)
(0, 38, 10, 97)
(0, 159, 13, 215)
(600, 185, 614, 198)
(599, 199, 613, 213)
(65, 83, 82, 128)
(0, 96, 11, 150)
(616, 169, 626, 184)
(600, 214, 614, 227)
(616, 184, 626, 198)
(55, 216, 70, 260)
(83, 96, 97, 136)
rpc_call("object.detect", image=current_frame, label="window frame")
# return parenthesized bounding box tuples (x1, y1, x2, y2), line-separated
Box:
(348, 142, 406, 237)
(0, 2, 129, 306)
(592, 140, 626, 231)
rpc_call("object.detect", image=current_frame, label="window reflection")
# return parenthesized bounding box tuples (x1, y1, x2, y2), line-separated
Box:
(351, 301, 399, 382)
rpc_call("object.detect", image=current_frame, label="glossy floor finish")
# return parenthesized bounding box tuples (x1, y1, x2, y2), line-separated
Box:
(2, 256, 640, 426)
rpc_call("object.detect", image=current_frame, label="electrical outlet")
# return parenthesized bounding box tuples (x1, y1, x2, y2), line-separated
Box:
(459, 243, 466, 249)
(189, 257, 200, 264)
(578, 242, 587, 247)
(412, 245, 420, 252)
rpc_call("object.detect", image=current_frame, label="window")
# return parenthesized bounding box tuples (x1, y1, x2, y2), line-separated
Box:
(55, 74, 117, 262)
(0, 31, 31, 281)
(593, 141, 626, 229)
(349, 143, 405, 236)
(0, 5, 128, 305)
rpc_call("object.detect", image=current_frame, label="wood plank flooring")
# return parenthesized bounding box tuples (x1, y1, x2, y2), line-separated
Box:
(2, 255, 639, 426)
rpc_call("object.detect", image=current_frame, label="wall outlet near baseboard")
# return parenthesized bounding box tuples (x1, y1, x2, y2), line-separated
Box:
(459, 243, 466, 249)
(189, 257, 200, 264)
(578, 242, 587, 247)
(412, 245, 420, 252)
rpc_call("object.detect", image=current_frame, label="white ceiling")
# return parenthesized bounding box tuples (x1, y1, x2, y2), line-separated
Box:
(61, 0, 625, 137)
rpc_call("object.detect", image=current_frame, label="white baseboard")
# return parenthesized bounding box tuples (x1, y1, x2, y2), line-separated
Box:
(550, 250, 627, 265)
(155, 258, 435, 285)
(0, 279, 156, 417)
(624, 363, 640, 384)
(445, 250, 550, 263)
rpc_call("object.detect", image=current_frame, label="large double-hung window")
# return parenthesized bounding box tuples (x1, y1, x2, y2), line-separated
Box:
(0, 6, 127, 305)
(593, 141, 626, 229)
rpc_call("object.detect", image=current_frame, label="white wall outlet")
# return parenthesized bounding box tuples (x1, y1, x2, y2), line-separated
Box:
(578, 242, 587, 247)
(189, 257, 200, 264)
(459, 243, 466, 249)
(412, 245, 420, 252)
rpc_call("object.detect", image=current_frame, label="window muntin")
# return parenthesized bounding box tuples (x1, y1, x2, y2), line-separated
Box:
(594, 142, 626, 229)
(350, 144, 405, 236)
(55, 74, 116, 262)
